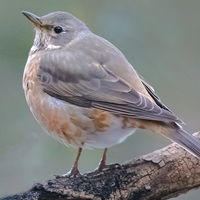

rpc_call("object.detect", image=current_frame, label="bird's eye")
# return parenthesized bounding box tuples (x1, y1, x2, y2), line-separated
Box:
(54, 26, 63, 34)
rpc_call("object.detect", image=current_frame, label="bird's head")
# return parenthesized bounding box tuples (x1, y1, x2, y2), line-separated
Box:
(22, 11, 88, 51)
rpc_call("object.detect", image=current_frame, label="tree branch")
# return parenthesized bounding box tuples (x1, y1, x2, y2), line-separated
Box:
(1, 132, 200, 200)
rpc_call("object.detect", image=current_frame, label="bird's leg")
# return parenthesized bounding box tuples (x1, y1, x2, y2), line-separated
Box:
(97, 148, 107, 172)
(71, 147, 82, 175)
(64, 147, 82, 177)
(84, 148, 121, 176)
(84, 148, 107, 176)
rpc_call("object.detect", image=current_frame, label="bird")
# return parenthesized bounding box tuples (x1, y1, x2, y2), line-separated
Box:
(22, 11, 200, 177)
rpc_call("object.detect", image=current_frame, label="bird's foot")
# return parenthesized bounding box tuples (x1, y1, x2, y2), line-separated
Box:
(55, 166, 81, 179)
(64, 167, 81, 177)
(85, 162, 121, 176)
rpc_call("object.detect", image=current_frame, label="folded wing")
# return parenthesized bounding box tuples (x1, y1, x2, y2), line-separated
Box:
(38, 50, 182, 124)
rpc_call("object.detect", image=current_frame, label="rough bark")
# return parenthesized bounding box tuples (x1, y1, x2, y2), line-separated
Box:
(1, 132, 200, 200)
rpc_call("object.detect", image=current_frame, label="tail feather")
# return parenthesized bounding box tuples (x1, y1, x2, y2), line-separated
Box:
(161, 122, 200, 158)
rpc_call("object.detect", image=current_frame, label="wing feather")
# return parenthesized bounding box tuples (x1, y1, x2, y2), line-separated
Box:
(38, 50, 183, 124)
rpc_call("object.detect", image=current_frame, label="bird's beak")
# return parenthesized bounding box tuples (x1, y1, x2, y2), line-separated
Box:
(22, 11, 42, 27)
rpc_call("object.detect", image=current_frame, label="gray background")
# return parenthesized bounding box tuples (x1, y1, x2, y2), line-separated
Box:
(0, 1, 200, 199)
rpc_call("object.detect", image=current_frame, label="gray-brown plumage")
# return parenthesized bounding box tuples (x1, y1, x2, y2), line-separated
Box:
(22, 11, 200, 176)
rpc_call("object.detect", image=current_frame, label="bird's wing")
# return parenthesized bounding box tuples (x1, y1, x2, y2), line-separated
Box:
(139, 75, 173, 112)
(37, 49, 182, 124)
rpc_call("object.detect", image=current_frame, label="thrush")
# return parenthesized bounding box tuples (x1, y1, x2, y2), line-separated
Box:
(22, 11, 200, 176)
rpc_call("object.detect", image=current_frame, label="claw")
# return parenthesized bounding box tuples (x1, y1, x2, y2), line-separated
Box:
(63, 166, 81, 178)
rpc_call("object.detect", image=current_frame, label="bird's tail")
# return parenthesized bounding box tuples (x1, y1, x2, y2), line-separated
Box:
(160, 122, 200, 158)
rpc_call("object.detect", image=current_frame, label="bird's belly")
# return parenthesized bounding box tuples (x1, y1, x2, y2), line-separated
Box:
(84, 123, 137, 149)
(25, 84, 138, 149)
(23, 54, 138, 149)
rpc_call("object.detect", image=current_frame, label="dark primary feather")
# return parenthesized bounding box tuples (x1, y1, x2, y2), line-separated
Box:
(38, 46, 182, 124)
(141, 79, 173, 113)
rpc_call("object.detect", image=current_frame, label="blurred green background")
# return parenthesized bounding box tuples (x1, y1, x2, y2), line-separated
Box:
(0, 0, 200, 199)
